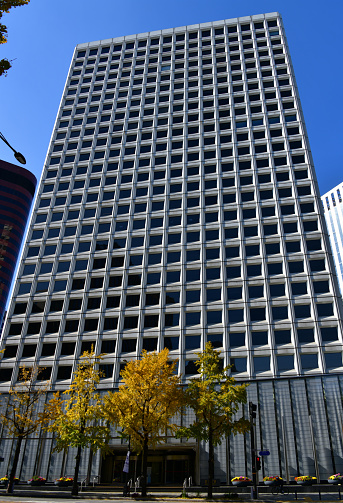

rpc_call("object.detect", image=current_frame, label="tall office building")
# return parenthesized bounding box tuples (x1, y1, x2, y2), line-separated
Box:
(321, 182, 343, 295)
(1, 12, 343, 485)
(0, 160, 37, 325)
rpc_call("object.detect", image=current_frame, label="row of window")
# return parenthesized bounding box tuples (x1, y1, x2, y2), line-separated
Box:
(55, 109, 299, 142)
(69, 54, 288, 87)
(75, 54, 285, 81)
(26, 230, 323, 268)
(63, 93, 292, 121)
(1, 342, 340, 370)
(9, 309, 339, 342)
(53, 136, 302, 160)
(23, 236, 322, 266)
(66, 83, 290, 113)
(38, 195, 315, 219)
(65, 77, 291, 112)
(6, 337, 343, 374)
(4, 326, 340, 358)
(31, 206, 319, 230)
(39, 195, 314, 222)
(68, 78, 288, 106)
(1, 351, 342, 384)
(29, 212, 319, 245)
(21, 264, 327, 288)
(61, 98, 293, 140)
(76, 34, 280, 65)
(61, 101, 294, 128)
(44, 173, 307, 200)
(37, 187, 312, 211)
(11, 279, 334, 321)
(36, 200, 315, 227)
(69, 72, 288, 98)
(6, 325, 340, 359)
(74, 22, 280, 59)
(71, 55, 287, 82)
(47, 155, 305, 187)
(36, 198, 314, 222)
(42, 165, 307, 194)
(7, 300, 339, 338)
(54, 124, 300, 148)
(69, 69, 287, 97)
(17, 255, 329, 293)
(22, 256, 326, 289)
(78, 42, 282, 61)
(25, 230, 322, 266)
(57, 158, 298, 178)
(44, 162, 307, 186)
(80, 20, 278, 47)
(13, 295, 336, 329)
(76, 45, 285, 65)
(64, 117, 293, 146)
(64, 92, 293, 122)
(78, 47, 283, 63)
(65, 90, 293, 113)
(32, 213, 318, 242)
(57, 108, 296, 141)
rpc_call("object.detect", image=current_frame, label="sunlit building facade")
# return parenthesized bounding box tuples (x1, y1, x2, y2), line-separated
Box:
(322, 182, 343, 295)
(1, 12, 343, 486)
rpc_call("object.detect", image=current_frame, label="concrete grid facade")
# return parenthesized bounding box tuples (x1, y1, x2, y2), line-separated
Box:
(322, 182, 343, 295)
(1, 11, 343, 485)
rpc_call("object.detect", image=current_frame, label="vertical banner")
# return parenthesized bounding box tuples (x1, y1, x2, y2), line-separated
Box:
(123, 451, 130, 473)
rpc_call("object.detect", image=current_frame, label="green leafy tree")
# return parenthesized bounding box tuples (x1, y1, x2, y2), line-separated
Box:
(103, 349, 183, 497)
(44, 351, 110, 496)
(176, 342, 250, 499)
(0, 366, 50, 494)
(0, 0, 30, 76)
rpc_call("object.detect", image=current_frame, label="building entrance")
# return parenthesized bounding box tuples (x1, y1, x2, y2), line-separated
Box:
(100, 449, 195, 485)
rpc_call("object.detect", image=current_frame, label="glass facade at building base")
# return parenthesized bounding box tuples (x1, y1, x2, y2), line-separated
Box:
(0, 374, 342, 484)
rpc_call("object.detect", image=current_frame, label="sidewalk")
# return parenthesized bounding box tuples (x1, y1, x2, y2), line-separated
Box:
(1, 485, 343, 503)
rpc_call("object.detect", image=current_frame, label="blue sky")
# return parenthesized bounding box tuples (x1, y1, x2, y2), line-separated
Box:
(0, 0, 342, 194)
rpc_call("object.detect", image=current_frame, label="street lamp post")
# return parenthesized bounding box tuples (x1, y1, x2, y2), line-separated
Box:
(0, 131, 26, 165)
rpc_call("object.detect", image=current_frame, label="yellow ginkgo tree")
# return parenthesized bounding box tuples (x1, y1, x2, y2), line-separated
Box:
(103, 349, 183, 497)
(44, 351, 110, 496)
(0, 366, 50, 494)
(176, 342, 250, 499)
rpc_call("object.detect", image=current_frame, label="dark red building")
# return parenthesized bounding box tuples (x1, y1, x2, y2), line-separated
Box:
(0, 160, 36, 324)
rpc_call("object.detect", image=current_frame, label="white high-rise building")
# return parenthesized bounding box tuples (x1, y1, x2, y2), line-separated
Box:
(1, 12, 343, 485)
(322, 182, 343, 294)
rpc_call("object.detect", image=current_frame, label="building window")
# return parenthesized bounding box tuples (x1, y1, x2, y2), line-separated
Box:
(325, 352, 342, 369)
(277, 355, 294, 372)
(253, 356, 270, 372)
(300, 353, 318, 370)
(230, 358, 247, 373)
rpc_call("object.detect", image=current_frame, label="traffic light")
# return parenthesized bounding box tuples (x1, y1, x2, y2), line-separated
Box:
(256, 456, 261, 470)
(249, 402, 257, 420)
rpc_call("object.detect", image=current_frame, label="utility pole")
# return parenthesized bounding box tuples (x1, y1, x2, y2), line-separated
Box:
(249, 402, 258, 499)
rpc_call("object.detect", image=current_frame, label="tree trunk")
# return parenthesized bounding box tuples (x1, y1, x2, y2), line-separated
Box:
(71, 444, 82, 496)
(141, 436, 148, 497)
(208, 429, 214, 499)
(7, 436, 23, 494)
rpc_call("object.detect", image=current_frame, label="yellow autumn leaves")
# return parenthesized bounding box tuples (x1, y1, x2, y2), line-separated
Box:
(1, 343, 249, 497)
(0, 1, 31, 76)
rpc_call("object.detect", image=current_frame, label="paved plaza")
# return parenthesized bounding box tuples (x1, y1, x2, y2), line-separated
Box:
(1, 486, 343, 503)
